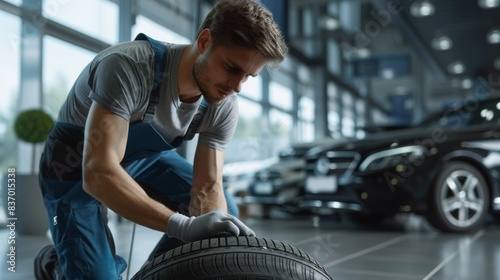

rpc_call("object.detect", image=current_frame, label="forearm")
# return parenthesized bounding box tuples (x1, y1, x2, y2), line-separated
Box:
(83, 162, 173, 232)
(189, 181, 227, 216)
(190, 143, 227, 216)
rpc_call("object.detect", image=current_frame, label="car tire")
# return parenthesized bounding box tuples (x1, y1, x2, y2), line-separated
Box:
(426, 161, 490, 232)
(131, 236, 334, 280)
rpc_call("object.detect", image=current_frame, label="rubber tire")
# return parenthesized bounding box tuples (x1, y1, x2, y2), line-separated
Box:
(131, 236, 334, 280)
(426, 161, 490, 233)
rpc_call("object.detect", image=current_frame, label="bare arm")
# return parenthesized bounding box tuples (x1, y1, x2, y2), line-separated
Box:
(82, 102, 173, 232)
(189, 143, 227, 216)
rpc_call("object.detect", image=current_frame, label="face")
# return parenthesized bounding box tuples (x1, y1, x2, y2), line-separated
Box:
(193, 39, 267, 106)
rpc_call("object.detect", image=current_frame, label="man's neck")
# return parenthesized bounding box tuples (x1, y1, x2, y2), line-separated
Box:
(177, 45, 201, 103)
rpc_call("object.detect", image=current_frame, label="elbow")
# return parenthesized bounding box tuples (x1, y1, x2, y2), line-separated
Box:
(82, 159, 106, 197)
(82, 163, 97, 196)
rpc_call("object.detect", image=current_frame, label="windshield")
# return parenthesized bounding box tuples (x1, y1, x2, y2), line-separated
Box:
(419, 98, 500, 129)
(419, 107, 472, 129)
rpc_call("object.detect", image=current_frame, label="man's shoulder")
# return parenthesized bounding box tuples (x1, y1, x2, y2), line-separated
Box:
(94, 40, 153, 64)
(88, 41, 155, 78)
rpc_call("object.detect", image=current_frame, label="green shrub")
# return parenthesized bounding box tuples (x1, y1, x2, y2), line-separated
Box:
(14, 109, 54, 143)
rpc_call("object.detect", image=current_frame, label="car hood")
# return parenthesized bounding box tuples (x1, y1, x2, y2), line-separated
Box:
(305, 126, 477, 158)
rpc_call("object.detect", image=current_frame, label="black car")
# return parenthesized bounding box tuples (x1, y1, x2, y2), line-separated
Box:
(296, 95, 500, 232)
(244, 139, 343, 217)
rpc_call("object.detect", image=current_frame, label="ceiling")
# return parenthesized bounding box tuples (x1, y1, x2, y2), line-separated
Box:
(267, 0, 500, 112)
(372, 0, 500, 81)
(285, 0, 500, 87)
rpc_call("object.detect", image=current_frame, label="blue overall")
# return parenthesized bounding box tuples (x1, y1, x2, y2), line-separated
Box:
(38, 33, 238, 279)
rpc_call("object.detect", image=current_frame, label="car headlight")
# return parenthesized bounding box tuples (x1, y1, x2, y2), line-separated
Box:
(314, 155, 330, 176)
(359, 146, 426, 172)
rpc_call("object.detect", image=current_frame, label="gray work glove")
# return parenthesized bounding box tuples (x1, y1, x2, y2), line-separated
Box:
(167, 209, 256, 243)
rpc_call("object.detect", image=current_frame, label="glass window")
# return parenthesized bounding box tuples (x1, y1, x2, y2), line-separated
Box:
(0, 10, 20, 225)
(327, 38, 341, 75)
(342, 91, 355, 137)
(225, 99, 264, 163)
(298, 96, 314, 121)
(43, 36, 96, 119)
(279, 54, 294, 72)
(342, 116, 355, 137)
(328, 82, 338, 99)
(298, 122, 314, 142)
(297, 64, 311, 83)
(240, 76, 262, 101)
(5, 0, 21, 6)
(328, 110, 340, 138)
(302, 8, 315, 57)
(327, 82, 340, 137)
(0, 10, 20, 173)
(355, 98, 366, 138)
(42, 0, 119, 44)
(132, 15, 190, 43)
(298, 96, 314, 142)
(372, 109, 388, 126)
(269, 109, 293, 156)
(269, 81, 293, 111)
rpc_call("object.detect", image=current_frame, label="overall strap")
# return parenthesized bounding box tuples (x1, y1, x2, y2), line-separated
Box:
(183, 98, 209, 141)
(134, 33, 209, 147)
(170, 98, 209, 147)
(134, 33, 167, 124)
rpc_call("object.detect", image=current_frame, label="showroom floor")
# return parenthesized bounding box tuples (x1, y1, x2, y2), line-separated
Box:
(0, 208, 498, 280)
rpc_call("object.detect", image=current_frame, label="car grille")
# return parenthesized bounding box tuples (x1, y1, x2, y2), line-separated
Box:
(255, 170, 282, 180)
(306, 151, 361, 176)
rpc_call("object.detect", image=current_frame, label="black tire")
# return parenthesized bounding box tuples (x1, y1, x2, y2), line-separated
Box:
(131, 236, 334, 280)
(426, 161, 490, 232)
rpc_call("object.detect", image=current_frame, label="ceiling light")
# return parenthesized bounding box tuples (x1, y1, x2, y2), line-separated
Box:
(382, 68, 395, 79)
(487, 29, 500, 44)
(480, 109, 494, 121)
(420, 2, 435, 16)
(411, 1, 435, 17)
(319, 16, 339, 31)
(448, 61, 466, 74)
(462, 78, 472, 89)
(355, 48, 371, 58)
(478, 0, 500, 8)
(432, 36, 453, 50)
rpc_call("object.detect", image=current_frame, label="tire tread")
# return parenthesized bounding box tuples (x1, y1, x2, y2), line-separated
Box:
(131, 236, 333, 280)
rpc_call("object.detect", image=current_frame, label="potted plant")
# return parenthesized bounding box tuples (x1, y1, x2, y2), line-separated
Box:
(12, 108, 54, 235)
(14, 108, 54, 174)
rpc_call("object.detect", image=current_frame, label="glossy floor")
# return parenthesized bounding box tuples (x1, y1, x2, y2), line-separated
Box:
(0, 209, 499, 280)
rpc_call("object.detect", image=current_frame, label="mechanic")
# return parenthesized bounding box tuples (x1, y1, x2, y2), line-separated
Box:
(34, 0, 288, 278)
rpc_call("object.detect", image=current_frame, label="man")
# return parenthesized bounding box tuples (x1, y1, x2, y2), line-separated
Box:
(34, 0, 288, 278)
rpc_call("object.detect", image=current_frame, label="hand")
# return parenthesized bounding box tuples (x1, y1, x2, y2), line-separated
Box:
(167, 210, 255, 242)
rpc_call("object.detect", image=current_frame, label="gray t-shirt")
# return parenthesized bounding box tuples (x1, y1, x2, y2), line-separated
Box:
(58, 40, 238, 151)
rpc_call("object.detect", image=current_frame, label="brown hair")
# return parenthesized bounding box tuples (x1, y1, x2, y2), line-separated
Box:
(197, 0, 288, 69)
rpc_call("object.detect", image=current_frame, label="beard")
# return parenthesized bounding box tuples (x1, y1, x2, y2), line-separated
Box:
(193, 54, 231, 106)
